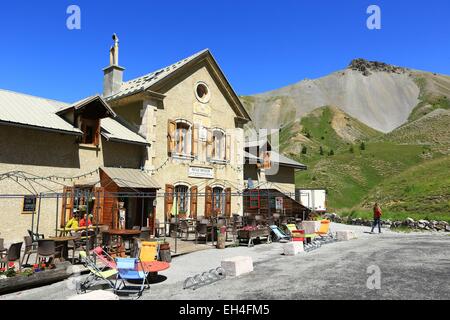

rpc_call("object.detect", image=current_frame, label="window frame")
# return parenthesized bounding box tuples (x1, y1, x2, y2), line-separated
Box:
(174, 185, 189, 214)
(212, 186, 225, 215)
(172, 120, 193, 160)
(209, 128, 227, 164)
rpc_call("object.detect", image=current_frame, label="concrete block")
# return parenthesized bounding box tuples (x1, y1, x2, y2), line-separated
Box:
(336, 230, 357, 241)
(301, 221, 317, 234)
(68, 290, 120, 300)
(283, 241, 304, 256)
(221, 256, 253, 277)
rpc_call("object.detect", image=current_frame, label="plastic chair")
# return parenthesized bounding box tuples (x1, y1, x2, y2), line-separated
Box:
(0, 242, 23, 271)
(114, 258, 149, 299)
(139, 241, 158, 262)
(35, 240, 56, 264)
(195, 223, 208, 245)
(77, 251, 117, 293)
(21, 236, 37, 266)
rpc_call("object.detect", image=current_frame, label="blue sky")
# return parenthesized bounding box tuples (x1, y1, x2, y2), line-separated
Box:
(0, 0, 449, 102)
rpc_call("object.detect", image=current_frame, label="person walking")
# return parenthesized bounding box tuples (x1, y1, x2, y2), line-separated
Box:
(371, 203, 382, 234)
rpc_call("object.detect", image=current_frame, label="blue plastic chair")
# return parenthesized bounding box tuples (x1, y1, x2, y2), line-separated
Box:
(114, 257, 149, 298)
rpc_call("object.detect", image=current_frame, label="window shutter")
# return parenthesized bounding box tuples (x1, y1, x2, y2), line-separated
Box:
(93, 187, 105, 224)
(81, 121, 87, 144)
(206, 129, 213, 160)
(94, 119, 101, 146)
(190, 186, 198, 220)
(225, 187, 232, 218)
(60, 186, 75, 227)
(192, 124, 198, 157)
(205, 186, 212, 218)
(165, 184, 174, 221)
(225, 134, 231, 161)
(167, 120, 176, 156)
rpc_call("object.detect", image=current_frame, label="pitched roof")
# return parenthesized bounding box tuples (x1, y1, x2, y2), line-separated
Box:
(0, 89, 147, 145)
(244, 150, 307, 170)
(0, 89, 81, 135)
(104, 49, 252, 121)
(101, 167, 160, 189)
(104, 49, 209, 101)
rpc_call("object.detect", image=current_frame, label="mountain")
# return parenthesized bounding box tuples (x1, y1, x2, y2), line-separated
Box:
(241, 59, 450, 220)
(241, 59, 450, 133)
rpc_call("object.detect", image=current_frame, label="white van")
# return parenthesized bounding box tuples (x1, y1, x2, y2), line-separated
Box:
(296, 189, 327, 213)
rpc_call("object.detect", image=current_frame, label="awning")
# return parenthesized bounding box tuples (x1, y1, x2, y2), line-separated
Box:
(100, 167, 160, 189)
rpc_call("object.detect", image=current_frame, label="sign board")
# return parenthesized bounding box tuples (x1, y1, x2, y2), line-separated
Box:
(188, 166, 214, 179)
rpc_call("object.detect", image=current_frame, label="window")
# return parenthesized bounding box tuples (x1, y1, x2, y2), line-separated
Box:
(212, 130, 225, 161)
(195, 82, 210, 103)
(175, 185, 189, 214)
(168, 120, 192, 158)
(79, 118, 100, 145)
(22, 195, 37, 213)
(212, 187, 224, 214)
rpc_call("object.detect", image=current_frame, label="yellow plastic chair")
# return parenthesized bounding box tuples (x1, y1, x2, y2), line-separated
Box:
(139, 241, 158, 262)
(316, 220, 331, 236)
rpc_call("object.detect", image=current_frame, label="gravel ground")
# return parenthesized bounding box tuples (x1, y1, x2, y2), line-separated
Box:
(2, 223, 449, 300)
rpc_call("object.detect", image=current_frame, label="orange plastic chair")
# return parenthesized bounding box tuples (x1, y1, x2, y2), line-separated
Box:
(315, 220, 331, 236)
(139, 241, 158, 262)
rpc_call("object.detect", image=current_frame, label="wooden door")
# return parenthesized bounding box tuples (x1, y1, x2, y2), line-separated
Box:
(93, 187, 105, 224)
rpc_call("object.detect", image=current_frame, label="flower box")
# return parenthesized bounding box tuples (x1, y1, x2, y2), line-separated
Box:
(0, 262, 72, 295)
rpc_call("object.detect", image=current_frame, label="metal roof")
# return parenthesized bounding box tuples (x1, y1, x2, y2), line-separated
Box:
(0, 89, 147, 145)
(0, 89, 81, 135)
(104, 49, 209, 101)
(101, 167, 160, 189)
(244, 151, 307, 170)
(101, 117, 148, 145)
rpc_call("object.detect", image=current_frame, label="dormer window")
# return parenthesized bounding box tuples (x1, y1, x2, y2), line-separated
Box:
(79, 117, 100, 146)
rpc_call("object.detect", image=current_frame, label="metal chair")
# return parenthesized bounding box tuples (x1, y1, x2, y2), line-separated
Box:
(154, 219, 165, 238)
(68, 232, 84, 264)
(1, 242, 23, 271)
(35, 240, 56, 264)
(21, 236, 37, 267)
(179, 220, 195, 240)
(195, 223, 208, 245)
(139, 228, 150, 240)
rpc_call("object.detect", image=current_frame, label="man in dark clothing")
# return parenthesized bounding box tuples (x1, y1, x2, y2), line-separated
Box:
(371, 203, 382, 234)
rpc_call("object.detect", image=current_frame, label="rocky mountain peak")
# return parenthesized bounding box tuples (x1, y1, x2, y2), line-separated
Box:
(348, 58, 406, 76)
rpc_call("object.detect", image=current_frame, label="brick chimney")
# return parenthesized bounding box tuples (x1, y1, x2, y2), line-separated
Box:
(103, 33, 125, 98)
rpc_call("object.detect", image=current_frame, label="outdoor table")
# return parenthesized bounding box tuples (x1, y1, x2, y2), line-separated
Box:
(48, 236, 77, 261)
(104, 229, 141, 256)
(139, 261, 170, 273)
(57, 226, 98, 237)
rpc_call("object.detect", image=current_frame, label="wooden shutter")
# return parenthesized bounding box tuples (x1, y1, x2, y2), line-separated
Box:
(192, 124, 198, 157)
(60, 186, 75, 227)
(205, 186, 212, 218)
(225, 187, 232, 218)
(93, 187, 105, 224)
(167, 120, 176, 156)
(206, 129, 213, 159)
(190, 186, 198, 220)
(94, 119, 101, 146)
(165, 184, 174, 221)
(225, 134, 231, 161)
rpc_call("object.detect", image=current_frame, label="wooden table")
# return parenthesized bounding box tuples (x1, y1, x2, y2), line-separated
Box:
(48, 236, 77, 261)
(104, 229, 141, 256)
(57, 226, 98, 237)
